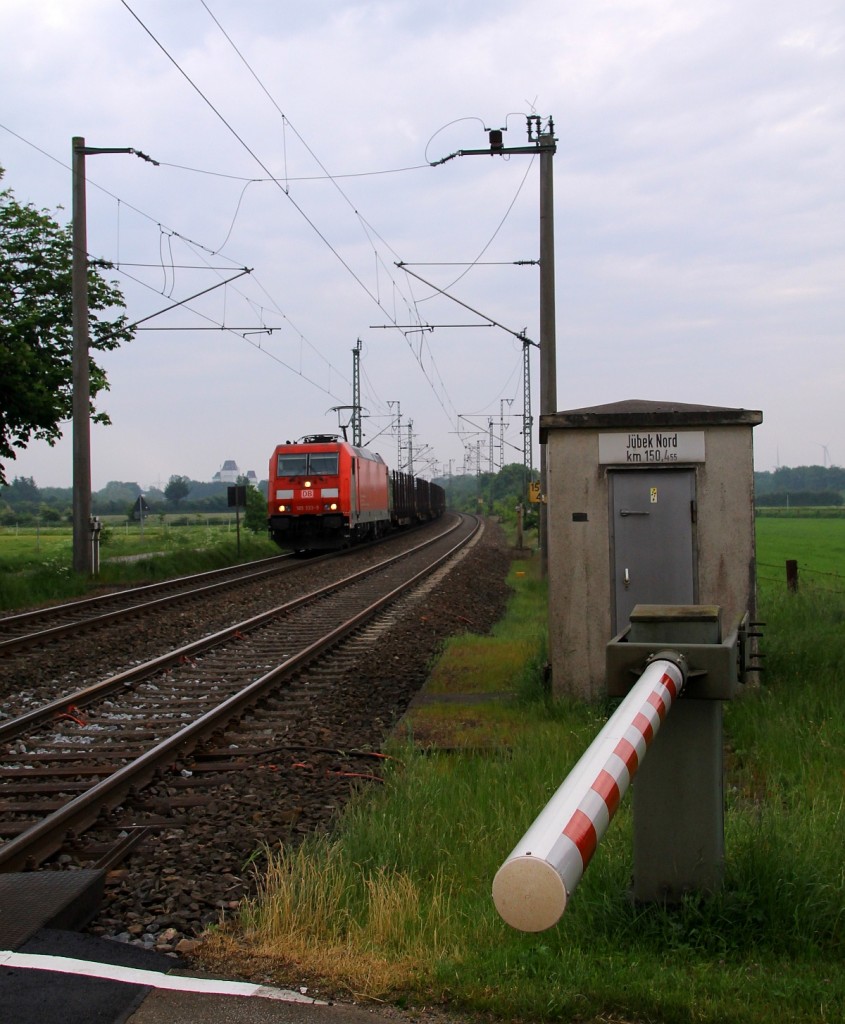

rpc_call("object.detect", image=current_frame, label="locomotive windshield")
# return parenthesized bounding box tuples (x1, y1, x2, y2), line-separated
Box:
(277, 452, 339, 477)
(309, 453, 339, 475)
(277, 454, 308, 476)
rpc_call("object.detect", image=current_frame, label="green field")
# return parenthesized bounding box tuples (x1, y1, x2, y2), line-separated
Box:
(0, 518, 279, 609)
(756, 516, 845, 590)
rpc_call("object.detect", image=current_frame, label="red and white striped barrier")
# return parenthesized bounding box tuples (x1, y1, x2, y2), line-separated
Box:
(492, 655, 686, 931)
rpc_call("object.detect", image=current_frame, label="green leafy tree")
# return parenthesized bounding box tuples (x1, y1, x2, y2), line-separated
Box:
(0, 168, 134, 484)
(1, 475, 41, 505)
(244, 481, 267, 533)
(164, 474, 191, 506)
(92, 481, 143, 515)
(39, 504, 63, 523)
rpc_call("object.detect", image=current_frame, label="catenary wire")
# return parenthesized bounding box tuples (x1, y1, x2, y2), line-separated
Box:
(196, 0, 458, 428)
(0, 119, 352, 400)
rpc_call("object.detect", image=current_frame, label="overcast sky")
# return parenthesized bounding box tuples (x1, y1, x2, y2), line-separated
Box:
(1, 0, 842, 489)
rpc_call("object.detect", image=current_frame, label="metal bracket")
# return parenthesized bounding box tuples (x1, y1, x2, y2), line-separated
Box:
(606, 606, 751, 700)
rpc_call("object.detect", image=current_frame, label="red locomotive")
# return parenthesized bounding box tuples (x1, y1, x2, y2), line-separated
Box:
(267, 435, 445, 550)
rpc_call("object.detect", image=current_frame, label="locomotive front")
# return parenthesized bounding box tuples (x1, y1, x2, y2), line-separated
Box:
(268, 436, 347, 550)
(267, 435, 391, 551)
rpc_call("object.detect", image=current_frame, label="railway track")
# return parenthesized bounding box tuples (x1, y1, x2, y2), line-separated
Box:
(0, 552, 302, 654)
(0, 513, 480, 875)
(0, 517, 461, 720)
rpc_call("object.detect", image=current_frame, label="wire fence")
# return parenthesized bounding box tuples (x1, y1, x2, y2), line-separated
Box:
(757, 561, 845, 594)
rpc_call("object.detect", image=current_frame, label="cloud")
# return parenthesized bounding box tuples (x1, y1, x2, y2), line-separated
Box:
(0, 0, 842, 487)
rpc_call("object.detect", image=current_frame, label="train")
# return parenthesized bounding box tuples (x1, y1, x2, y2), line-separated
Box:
(267, 435, 446, 550)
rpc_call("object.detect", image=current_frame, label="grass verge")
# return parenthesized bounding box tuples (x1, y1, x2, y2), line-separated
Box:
(203, 547, 845, 1022)
(0, 527, 280, 610)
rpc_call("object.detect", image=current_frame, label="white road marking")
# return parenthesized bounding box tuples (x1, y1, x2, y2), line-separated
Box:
(0, 949, 326, 1003)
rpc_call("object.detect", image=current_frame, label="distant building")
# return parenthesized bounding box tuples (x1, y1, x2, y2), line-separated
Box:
(213, 460, 240, 483)
(212, 461, 260, 485)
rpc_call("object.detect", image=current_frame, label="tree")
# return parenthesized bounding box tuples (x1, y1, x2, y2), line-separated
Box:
(92, 480, 143, 515)
(244, 481, 268, 533)
(164, 475, 191, 506)
(39, 504, 63, 523)
(1, 475, 40, 505)
(0, 168, 134, 484)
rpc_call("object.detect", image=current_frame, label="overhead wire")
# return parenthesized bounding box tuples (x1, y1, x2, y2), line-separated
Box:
(118, 0, 390, 328)
(197, 0, 438, 383)
(193, 0, 459, 431)
(417, 153, 537, 301)
(155, 229, 353, 393)
(116, 264, 347, 401)
(0, 119, 241, 265)
(120, 4, 535, 449)
(0, 118, 352, 399)
(14, 1, 535, 460)
(156, 159, 430, 183)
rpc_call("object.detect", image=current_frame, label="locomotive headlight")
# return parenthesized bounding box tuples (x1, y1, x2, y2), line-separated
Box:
(278, 504, 287, 512)
(330, 502, 338, 511)
(304, 479, 312, 488)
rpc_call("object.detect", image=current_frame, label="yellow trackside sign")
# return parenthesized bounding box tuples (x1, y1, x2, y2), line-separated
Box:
(528, 481, 541, 503)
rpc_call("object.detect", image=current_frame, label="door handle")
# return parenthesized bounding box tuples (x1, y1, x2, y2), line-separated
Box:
(624, 568, 630, 589)
(620, 509, 650, 517)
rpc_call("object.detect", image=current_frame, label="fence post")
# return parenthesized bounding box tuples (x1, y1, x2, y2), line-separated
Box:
(786, 559, 799, 592)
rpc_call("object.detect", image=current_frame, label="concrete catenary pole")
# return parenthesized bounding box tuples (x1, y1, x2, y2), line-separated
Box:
(538, 123, 557, 578)
(70, 139, 156, 574)
(71, 138, 92, 575)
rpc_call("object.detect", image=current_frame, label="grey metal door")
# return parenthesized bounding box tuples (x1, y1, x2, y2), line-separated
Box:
(610, 470, 696, 632)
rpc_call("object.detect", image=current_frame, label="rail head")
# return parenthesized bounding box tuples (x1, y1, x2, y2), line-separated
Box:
(0, 512, 479, 872)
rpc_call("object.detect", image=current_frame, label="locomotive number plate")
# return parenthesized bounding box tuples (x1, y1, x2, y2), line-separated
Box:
(301, 489, 314, 498)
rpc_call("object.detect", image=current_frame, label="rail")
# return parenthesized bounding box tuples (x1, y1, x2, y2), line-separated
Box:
(0, 514, 478, 871)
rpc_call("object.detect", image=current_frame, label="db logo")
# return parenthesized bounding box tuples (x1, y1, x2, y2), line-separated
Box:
(301, 489, 314, 498)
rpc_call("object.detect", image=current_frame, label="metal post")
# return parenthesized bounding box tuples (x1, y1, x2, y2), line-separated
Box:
(389, 401, 401, 470)
(90, 516, 102, 575)
(71, 137, 92, 575)
(522, 336, 533, 501)
(351, 338, 362, 447)
(628, 610, 725, 902)
(499, 398, 512, 472)
(493, 655, 686, 932)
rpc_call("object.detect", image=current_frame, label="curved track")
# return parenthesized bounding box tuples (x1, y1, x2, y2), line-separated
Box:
(0, 514, 479, 873)
(0, 554, 304, 653)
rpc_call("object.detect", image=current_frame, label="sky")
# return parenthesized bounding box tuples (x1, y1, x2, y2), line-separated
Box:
(1, 0, 842, 490)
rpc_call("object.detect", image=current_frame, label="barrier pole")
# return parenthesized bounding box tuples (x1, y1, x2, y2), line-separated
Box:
(492, 655, 686, 932)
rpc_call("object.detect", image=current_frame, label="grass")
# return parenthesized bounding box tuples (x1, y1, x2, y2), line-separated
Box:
(756, 516, 845, 590)
(3, 513, 841, 1018)
(199, 525, 845, 1022)
(0, 521, 280, 610)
